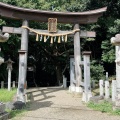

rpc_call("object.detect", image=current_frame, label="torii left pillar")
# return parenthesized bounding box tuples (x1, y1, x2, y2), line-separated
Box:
(74, 24, 82, 93)
(17, 20, 29, 103)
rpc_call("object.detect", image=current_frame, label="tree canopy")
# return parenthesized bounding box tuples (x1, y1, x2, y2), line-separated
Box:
(0, 0, 120, 85)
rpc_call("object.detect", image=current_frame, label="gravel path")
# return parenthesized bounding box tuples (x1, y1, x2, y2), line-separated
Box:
(12, 87, 120, 120)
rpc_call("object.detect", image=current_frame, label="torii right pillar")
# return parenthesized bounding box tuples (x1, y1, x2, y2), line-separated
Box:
(74, 24, 82, 93)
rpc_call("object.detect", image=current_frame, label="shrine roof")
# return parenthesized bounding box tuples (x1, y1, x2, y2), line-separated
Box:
(0, 2, 107, 24)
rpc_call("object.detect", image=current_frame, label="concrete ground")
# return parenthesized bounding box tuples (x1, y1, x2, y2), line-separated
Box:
(11, 87, 120, 120)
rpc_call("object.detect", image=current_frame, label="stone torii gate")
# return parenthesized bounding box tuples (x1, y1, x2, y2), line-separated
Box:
(0, 2, 107, 103)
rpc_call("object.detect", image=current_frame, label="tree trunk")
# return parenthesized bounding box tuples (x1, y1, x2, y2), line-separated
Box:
(55, 63, 63, 86)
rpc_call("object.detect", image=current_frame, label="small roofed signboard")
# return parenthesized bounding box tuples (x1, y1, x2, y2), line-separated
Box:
(48, 18, 57, 33)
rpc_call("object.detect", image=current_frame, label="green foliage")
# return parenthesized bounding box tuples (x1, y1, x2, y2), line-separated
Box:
(0, 88, 28, 119)
(112, 109, 120, 115)
(0, 89, 16, 102)
(87, 101, 112, 113)
(101, 40, 115, 63)
(109, 19, 120, 34)
(88, 101, 120, 115)
(86, 0, 120, 67)
(0, 0, 91, 12)
(8, 109, 27, 118)
(90, 60, 105, 81)
(7, 103, 30, 119)
(65, 0, 89, 12)
(86, 38, 95, 41)
(0, 19, 6, 26)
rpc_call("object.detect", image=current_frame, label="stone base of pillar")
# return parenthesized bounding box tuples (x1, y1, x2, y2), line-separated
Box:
(16, 88, 26, 103)
(59, 82, 63, 86)
(69, 86, 71, 92)
(69, 86, 76, 92)
(114, 94, 120, 109)
(88, 92, 92, 101)
(105, 81, 110, 99)
(113, 95, 120, 110)
(16, 95, 26, 103)
(113, 103, 120, 111)
(82, 92, 92, 103)
(75, 87, 83, 93)
(82, 92, 86, 102)
(112, 80, 117, 102)
(115, 101, 120, 107)
(113, 106, 120, 111)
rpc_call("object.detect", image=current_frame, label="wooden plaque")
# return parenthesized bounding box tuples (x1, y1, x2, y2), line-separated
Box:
(48, 18, 57, 33)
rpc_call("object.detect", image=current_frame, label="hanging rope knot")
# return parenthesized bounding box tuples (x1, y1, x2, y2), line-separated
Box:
(22, 26, 80, 44)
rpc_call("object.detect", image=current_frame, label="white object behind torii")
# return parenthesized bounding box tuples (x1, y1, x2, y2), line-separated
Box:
(0, 30, 9, 42)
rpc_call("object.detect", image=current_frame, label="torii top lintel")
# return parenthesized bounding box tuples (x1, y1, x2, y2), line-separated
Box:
(0, 2, 107, 24)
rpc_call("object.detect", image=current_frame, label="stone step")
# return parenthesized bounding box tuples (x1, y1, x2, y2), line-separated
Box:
(0, 112, 9, 120)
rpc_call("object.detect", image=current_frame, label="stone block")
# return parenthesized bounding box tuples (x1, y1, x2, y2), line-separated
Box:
(75, 87, 83, 93)
(0, 112, 9, 120)
(105, 81, 110, 99)
(63, 77, 67, 88)
(0, 103, 5, 113)
(115, 99, 120, 107)
(1, 81, 4, 88)
(112, 80, 117, 102)
(6, 102, 14, 110)
(91, 80, 95, 88)
(6, 101, 26, 110)
(70, 86, 76, 92)
(13, 101, 25, 109)
(82, 92, 92, 103)
(99, 80, 104, 96)
(89, 96, 104, 103)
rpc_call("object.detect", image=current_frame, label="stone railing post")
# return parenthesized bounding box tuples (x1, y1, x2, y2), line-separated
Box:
(105, 81, 110, 99)
(69, 55, 76, 92)
(112, 80, 117, 102)
(99, 80, 104, 96)
(106, 72, 108, 81)
(91, 80, 95, 89)
(1, 81, 4, 88)
(8, 68, 12, 91)
(63, 75, 67, 88)
(12, 81, 15, 88)
(82, 51, 92, 102)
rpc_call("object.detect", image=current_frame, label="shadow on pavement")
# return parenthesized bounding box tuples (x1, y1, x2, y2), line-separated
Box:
(27, 101, 53, 111)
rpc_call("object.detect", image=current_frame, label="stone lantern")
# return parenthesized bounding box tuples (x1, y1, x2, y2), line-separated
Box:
(0, 31, 9, 64)
(5, 58, 14, 91)
(0, 47, 4, 65)
(0, 31, 10, 119)
(0, 31, 9, 65)
(111, 34, 120, 109)
(0, 30, 9, 42)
